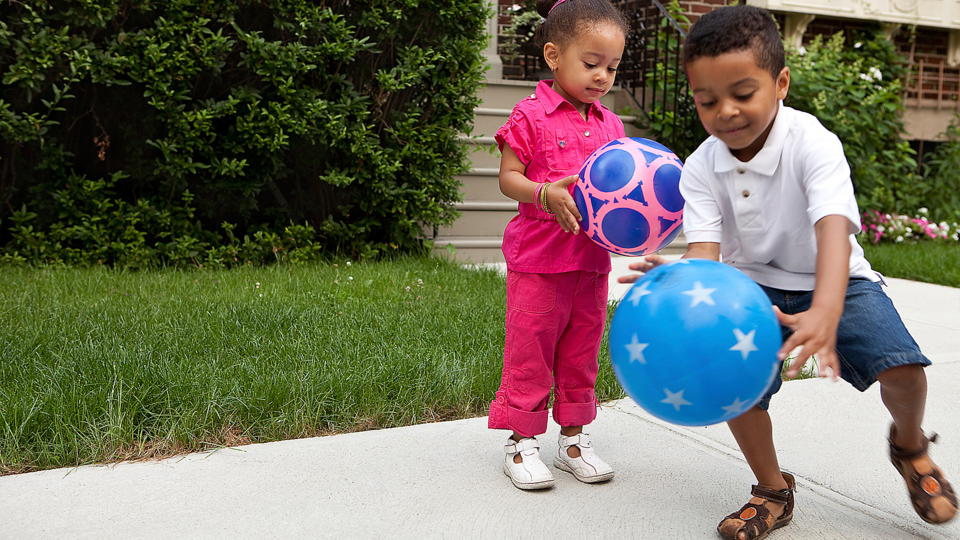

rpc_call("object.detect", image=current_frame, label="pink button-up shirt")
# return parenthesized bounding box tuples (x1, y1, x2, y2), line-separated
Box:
(495, 80, 626, 273)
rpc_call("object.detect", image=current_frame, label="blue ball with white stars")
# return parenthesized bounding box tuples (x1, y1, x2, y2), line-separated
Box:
(609, 259, 782, 426)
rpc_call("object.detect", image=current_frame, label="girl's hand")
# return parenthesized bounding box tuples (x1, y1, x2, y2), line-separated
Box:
(617, 254, 669, 283)
(774, 306, 841, 381)
(546, 175, 582, 234)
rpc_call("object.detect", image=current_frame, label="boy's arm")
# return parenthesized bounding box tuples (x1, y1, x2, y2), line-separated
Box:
(777, 214, 852, 379)
(617, 242, 719, 283)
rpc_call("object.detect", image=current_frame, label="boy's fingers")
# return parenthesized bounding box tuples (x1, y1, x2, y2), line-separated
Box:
(819, 350, 841, 380)
(772, 306, 796, 328)
(778, 331, 802, 361)
(617, 274, 640, 284)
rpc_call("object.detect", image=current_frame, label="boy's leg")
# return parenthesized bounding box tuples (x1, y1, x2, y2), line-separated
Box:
(833, 278, 955, 523)
(717, 285, 799, 539)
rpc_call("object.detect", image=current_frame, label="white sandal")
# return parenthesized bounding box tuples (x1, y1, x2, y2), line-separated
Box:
(554, 432, 614, 483)
(503, 437, 555, 490)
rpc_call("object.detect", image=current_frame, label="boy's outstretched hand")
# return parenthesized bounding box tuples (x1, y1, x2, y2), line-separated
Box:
(774, 305, 841, 381)
(546, 175, 582, 234)
(616, 254, 670, 283)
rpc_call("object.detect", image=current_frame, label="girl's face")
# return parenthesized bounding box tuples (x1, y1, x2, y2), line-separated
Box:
(544, 22, 625, 114)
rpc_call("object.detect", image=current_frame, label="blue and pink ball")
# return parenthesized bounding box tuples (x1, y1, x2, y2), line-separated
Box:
(574, 137, 684, 256)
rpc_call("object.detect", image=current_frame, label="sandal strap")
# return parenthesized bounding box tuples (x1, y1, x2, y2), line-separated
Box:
(750, 484, 792, 504)
(719, 503, 771, 539)
(888, 424, 939, 460)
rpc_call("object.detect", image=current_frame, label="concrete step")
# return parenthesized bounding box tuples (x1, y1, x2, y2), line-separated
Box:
(462, 137, 500, 169)
(456, 169, 504, 201)
(432, 237, 505, 264)
(437, 208, 516, 237)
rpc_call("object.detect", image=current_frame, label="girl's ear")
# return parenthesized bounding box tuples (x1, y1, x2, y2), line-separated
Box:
(543, 41, 560, 71)
(775, 66, 790, 100)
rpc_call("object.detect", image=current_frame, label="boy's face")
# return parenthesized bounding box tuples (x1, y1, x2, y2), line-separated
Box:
(544, 22, 625, 113)
(686, 49, 790, 162)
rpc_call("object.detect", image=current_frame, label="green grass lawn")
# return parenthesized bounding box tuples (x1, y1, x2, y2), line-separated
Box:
(0, 258, 623, 473)
(862, 242, 960, 288)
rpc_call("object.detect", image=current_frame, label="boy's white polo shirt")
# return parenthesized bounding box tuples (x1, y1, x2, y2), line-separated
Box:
(680, 103, 877, 291)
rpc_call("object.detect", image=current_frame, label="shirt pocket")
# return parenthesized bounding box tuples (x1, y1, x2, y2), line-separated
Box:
(544, 129, 582, 173)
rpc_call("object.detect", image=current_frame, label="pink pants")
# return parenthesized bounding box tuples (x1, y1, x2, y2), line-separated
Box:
(488, 270, 608, 437)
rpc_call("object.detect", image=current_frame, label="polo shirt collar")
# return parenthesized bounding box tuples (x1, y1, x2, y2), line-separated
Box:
(714, 101, 788, 176)
(536, 80, 606, 120)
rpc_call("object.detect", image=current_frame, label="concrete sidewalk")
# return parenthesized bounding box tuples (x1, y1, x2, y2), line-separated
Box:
(2, 265, 959, 539)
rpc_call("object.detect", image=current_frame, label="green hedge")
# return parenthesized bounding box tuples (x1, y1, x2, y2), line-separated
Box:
(0, 0, 489, 267)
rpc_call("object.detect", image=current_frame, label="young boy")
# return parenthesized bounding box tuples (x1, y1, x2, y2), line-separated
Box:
(620, 5, 957, 538)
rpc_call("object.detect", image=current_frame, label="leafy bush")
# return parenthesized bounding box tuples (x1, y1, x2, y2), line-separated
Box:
(0, 0, 489, 267)
(919, 117, 960, 221)
(785, 31, 921, 215)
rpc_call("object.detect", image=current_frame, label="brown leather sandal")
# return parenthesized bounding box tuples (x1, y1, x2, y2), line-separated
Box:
(889, 424, 958, 524)
(717, 472, 795, 540)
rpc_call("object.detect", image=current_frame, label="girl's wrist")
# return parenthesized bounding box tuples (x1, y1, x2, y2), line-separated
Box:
(540, 182, 554, 214)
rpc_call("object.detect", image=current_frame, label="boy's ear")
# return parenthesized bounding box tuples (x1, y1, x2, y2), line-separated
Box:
(543, 42, 560, 71)
(776, 66, 790, 100)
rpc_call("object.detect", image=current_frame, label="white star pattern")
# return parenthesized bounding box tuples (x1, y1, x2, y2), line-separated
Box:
(628, 282, 652, 306)
(721, 397, 749, 415)
(729, 328, 759, 360)
(671, 259, 691, 264)
(682, 281, 716, 307)
(625, 335, 648, 363)
(661, 388, 692, 410)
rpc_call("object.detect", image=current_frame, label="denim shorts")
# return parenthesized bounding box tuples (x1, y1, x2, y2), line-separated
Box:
(755, 277, 931, 410)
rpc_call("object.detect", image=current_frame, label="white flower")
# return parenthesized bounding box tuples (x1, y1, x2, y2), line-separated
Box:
(255, 282, 261, 288)
(855, 42, 863, 48)
(348, 276, 354, 280)
(798, 46, 807, 56)
(510, 3, 522, 10)
(896, 235, 903, 242)
(877, 225, 885, 232)
(859, 73, 873, 82)
(405, 286, 411, 291)
(346, 261, 352, 266)
(930, 223, 939, 231)
(919, 207, 929, 214)
(940, 221, 949, 229)
(868, 66, 883, 81)
(906, 230, 914, 237)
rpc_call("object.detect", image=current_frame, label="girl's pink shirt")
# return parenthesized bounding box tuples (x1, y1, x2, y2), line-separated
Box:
(495, 80, 626, 273)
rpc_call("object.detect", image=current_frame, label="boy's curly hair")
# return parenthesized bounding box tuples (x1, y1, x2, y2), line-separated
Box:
(683, 5, 784, 79)
(534, 0, 628, 49)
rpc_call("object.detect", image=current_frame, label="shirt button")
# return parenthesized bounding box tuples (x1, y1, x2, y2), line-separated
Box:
(742, 190, 751, 198)
(584, 130, 591, 137)
(736, 167, 746, 174)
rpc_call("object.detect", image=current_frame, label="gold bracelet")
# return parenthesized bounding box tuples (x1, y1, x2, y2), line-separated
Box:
(541, 182, 554, 214)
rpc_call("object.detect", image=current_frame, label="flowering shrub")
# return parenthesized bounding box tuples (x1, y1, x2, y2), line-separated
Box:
(861, 209, 960, 244)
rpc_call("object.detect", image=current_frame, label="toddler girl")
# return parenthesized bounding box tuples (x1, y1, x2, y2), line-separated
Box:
(488, 0, 628, 490)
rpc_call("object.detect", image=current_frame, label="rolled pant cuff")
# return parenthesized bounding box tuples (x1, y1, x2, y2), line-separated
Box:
(552, 400, 597, 427)
(488, 400, 549, 437)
